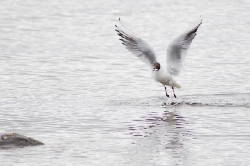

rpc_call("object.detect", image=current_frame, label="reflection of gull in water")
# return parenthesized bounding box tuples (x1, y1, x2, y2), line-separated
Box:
(128, 110, 194, 163)
(161, 111, 186, 127)
(161, 110, 191, 154)
(115, 17, 202, 98)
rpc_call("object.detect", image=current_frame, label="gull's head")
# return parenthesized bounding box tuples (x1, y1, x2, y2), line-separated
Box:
(153, 62, 160, 71)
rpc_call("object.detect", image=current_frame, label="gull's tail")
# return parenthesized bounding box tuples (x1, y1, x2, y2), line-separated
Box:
(172, 81, 181, 89)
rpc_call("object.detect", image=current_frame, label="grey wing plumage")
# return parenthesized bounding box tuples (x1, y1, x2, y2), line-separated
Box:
(115, 18, 157, 69)
(167, 17, 202, 75)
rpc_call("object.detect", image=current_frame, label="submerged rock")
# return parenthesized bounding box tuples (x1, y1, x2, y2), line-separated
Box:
(0, 133, 44, 148)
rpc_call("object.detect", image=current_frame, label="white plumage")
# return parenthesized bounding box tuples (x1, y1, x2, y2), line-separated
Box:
(115, 17, 202, 98)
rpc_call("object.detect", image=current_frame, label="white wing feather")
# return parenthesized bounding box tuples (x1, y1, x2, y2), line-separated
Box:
(115, 18, 157, 69)
(167, 17, 202, 75)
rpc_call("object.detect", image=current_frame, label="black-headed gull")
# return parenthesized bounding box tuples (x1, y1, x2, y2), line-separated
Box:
(115, 17, 202, 98)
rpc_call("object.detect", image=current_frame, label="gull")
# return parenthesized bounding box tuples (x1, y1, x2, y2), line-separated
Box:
(115, 17, 202, 98)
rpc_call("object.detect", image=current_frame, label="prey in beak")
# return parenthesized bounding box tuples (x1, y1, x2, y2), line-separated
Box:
(153, 62, 160, 71)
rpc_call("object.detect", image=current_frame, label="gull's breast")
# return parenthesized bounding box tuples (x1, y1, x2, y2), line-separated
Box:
(152, 70, 173, 86)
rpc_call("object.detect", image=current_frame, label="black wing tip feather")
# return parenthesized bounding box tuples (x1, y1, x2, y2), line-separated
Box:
(199, 16, 203, 26)
(186, 18, 202, 37)
(115, 24, 137, 45)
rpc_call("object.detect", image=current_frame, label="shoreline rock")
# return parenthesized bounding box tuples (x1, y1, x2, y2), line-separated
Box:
(0, 133, 44, 148)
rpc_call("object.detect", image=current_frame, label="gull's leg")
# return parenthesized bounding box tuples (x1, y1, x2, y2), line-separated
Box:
(164, 85, 170, 98)
(172, 86, 176, 98)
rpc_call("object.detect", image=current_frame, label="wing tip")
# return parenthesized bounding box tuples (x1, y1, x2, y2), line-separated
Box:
(199, 15, 203, 24)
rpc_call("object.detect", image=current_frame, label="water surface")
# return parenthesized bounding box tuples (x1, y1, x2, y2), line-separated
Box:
(1, 0, 250, 165)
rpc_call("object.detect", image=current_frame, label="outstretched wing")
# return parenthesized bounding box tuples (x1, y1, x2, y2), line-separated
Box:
(115, 18, 157, 69)
(166, 17, 202, 75)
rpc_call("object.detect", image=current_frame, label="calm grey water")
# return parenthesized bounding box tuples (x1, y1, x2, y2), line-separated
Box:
(1, 0, 250, 165)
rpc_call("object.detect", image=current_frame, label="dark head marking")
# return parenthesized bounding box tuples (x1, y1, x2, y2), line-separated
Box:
(153, 62, 160, 71)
